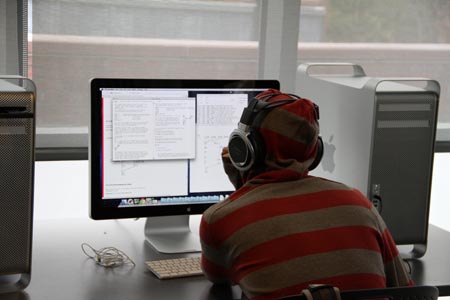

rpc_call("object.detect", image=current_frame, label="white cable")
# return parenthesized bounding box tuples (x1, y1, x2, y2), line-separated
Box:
(81, 243, 136, 268)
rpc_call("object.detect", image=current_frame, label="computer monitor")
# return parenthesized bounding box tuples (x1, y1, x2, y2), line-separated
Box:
(90, 78, 280, 253)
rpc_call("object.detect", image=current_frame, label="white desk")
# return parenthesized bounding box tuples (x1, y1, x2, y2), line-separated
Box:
(1, 218, 450, 300)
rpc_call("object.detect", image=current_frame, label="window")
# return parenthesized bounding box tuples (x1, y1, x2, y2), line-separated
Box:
(298, 0, 450, 150)
(2, 0, 449, 158)
(0, 0, 27, 76)
(29, 0, 262, 159)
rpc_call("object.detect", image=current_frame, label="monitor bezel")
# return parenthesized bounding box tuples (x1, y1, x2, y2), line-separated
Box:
(89, 78, 280, 220)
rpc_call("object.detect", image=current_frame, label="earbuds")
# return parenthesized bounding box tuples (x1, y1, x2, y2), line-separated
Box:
(81, 243, 135, 268)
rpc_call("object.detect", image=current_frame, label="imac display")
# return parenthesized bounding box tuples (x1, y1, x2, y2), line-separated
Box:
(90, 79, 280, 253)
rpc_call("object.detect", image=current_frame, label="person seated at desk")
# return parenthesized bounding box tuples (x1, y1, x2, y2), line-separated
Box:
(199, 89, 413, 300)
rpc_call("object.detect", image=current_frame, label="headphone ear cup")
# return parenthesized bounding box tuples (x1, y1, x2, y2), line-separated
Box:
(228, 128, 265, 172)
(308, 136, 323, 171)
(228, 130, 251, 171)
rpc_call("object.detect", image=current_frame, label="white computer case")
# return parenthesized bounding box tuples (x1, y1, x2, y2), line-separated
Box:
(297, 63, 440, 258)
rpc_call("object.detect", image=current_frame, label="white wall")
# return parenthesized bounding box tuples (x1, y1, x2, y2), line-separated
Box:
(34, 160, 89, 220)
(34, 154, 450, 232)
(429, 153, 450, 230)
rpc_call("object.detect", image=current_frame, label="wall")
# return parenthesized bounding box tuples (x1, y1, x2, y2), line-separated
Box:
(34, 154, 450, 232)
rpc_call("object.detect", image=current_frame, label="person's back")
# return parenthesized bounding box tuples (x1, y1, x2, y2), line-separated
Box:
(200, 89, 413, 300)
(201, 175, 412, 299)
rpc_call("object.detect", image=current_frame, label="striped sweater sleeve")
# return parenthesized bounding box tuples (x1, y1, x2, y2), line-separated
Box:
(370, 206, 414, 286)
(200, 205, 232, 285)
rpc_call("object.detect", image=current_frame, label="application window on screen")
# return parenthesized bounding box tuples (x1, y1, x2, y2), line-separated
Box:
(100, 88, 251, 207)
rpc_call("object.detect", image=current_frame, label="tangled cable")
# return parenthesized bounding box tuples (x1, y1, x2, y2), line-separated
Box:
(81, 243, 136, 268)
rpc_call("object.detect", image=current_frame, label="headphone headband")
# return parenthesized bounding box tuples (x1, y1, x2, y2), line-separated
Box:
(239, 97, 296, 126)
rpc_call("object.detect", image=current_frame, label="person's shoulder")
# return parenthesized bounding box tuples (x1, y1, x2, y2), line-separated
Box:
(202, 196, 233, 224)
(307, 176, 354, 191)
(307, 176, 370, 202)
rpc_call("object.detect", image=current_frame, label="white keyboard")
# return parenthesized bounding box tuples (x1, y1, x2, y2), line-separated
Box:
(145, 256, 203, 279)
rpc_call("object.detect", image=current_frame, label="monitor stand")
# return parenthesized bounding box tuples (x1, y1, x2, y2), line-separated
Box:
(144, 215, 201, 254)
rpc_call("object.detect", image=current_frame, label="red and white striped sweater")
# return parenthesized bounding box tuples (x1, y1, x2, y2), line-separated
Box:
(200, 174, 413, 300)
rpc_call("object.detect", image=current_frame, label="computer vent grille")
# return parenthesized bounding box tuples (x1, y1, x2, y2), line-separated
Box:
(0, 92, 34, 275)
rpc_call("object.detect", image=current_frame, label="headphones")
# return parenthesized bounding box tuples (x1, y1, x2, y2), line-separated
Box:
(228, 92, 323, 172)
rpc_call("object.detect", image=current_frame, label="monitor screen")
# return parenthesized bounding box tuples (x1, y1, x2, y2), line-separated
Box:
(90, 78, 280, 253)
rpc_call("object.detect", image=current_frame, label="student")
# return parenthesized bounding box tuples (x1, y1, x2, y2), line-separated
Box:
(200, 89, 413, 300)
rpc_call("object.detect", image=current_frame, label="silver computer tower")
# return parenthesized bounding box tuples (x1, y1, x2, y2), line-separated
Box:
(297, 63, 439, 258)
(0, 77, 35, 292)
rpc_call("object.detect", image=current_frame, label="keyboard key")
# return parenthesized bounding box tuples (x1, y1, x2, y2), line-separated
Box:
(145, 256, 203, 279)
